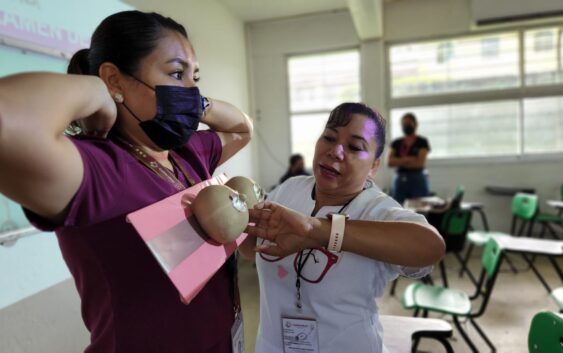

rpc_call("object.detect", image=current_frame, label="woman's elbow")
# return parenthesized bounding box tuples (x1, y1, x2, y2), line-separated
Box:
(426, 231, 446, 264)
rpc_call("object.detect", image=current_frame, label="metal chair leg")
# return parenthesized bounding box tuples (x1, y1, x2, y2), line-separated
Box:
(455, 252, 478, 287)
(412, 336, 454, 353)
(434, 337, 455, 353)
(469, 318, 496, 352)
(411, 336, 421, 353)
(439, 260, 449, 288)
(459, 243, 474, 278)
(453, 316, 479, 353)
(389, 278, 398, 296)
(522, 254, 553, 293)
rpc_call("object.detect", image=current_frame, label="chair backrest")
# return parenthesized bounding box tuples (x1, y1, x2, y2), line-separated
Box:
(512, 193, 538, 220)
(472, 237, 504, 318)
(450, 184, 465, 209)
(528, 311, 563, 353)
(482, 237, 503, 279)
(440, 208, 472, 252)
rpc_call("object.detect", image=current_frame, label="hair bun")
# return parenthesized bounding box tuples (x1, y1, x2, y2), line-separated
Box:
(67, 48, 91, 75)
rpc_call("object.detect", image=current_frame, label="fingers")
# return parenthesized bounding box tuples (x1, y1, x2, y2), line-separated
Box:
(245, 223, 276, 241)
(248, 207, 272, 223)
(255, 244, 286, 258)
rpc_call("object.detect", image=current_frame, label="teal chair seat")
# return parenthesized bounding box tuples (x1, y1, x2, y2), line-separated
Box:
(401, 238, 504, 353)
(402, 282, 471, 316)
(528, 311, 563, 352)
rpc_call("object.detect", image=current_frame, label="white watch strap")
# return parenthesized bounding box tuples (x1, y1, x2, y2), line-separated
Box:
(328, 214, 345, 252)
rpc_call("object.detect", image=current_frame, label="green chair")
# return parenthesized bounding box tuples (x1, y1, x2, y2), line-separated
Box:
(464, 193, 539, 273)
(528, 311, 563, 353)
(402, 238, 504, 353)
(437, 207, 476, 288)
(389, 185, 466, 295)
(531, 188, 563, 238)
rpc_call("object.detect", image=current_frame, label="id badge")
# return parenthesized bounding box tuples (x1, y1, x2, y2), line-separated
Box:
(231, 313, 245, 353)
(281, 316, 319, 353)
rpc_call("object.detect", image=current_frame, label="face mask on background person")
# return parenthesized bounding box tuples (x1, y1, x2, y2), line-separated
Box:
(402, 125, 415, 136)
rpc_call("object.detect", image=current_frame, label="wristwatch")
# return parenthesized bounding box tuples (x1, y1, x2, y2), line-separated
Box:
(326, 213, 349, 252)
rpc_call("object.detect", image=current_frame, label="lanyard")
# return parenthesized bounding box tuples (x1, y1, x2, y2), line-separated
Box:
(227, 254, 242, 318)
(294, 194, 356, 311)
(113, 135, 196, 190)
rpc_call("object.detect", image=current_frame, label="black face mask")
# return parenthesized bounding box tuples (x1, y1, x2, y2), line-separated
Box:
(121, 76, 202, 150)
(402, 125, 415, 136)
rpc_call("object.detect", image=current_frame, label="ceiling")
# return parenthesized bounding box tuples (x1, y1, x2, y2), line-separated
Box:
(215, 0, 348, 22)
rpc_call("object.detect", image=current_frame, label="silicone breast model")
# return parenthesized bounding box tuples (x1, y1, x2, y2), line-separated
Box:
(225, 176, 264, 209)
(191, 185, 249, 244)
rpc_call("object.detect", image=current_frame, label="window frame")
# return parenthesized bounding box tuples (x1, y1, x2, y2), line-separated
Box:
(285, 46, 362, 166)
(385, 24, 563, 165)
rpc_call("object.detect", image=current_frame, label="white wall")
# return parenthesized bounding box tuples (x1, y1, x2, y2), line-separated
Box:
(247, 0, 563, 232)
(248, 11, 360, 188)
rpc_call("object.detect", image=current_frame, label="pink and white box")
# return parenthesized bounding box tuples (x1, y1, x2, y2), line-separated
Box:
(127, 174, 247, 303)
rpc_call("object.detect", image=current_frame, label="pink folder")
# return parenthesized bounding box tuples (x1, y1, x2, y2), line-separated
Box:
(127, 174, 248, 303)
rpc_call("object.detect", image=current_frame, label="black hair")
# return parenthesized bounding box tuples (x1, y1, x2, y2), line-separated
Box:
(325, 102, 387, 159)
(67, 10, 188, 76)
(289, 154, 304, 166)
(401, 112, 417, 126)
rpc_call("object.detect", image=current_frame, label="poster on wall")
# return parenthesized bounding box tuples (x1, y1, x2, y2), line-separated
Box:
(0, 0, 132, 59)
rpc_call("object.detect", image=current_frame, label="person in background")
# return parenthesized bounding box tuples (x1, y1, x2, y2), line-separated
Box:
(0, 11, 252, 353)
(279, 153, 310, 184)
(239, 103, 444, 353)
(388, 112, 431, 205)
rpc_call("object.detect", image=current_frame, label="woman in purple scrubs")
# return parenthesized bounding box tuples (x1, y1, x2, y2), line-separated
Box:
(0, 10, 252, 353)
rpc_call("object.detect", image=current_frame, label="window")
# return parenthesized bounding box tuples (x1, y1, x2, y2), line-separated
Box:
(389, 28, 563, 159)
(524, 96, 563, 154)
(524, 27, 563, 86)
(390, 32, 519, 98)
(288, 50, 360, 167)
(391, 101, 520, 158)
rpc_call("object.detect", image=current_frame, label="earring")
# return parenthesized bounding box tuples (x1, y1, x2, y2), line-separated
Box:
(113, 93, 124, 103)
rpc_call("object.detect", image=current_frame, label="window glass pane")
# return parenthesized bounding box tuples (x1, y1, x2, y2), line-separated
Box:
(290, 113, 328, 168)
(524, 27, 563, 86)
(524, 96, 563, 154)
(391, 101, 520, 158)
(390, 32, 520, 97)
(288, 51, 360, 112)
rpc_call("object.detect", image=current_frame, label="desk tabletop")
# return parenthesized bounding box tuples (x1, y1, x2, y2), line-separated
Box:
(380, 315, 452, 353)
(495, 236, 563, 256)
(404, 197, 445, 214)
(485, 186, 536, 196)
(547, 200, 563, 210)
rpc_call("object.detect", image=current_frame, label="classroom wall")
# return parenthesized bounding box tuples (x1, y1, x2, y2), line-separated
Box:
(247, 0, 563, 233)
(248, 11, 360, 189)
(0, 1, 253, 352)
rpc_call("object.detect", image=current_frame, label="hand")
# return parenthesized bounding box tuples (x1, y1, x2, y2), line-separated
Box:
(245, 201, 321, 257)
(77, 80, 117, 138)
